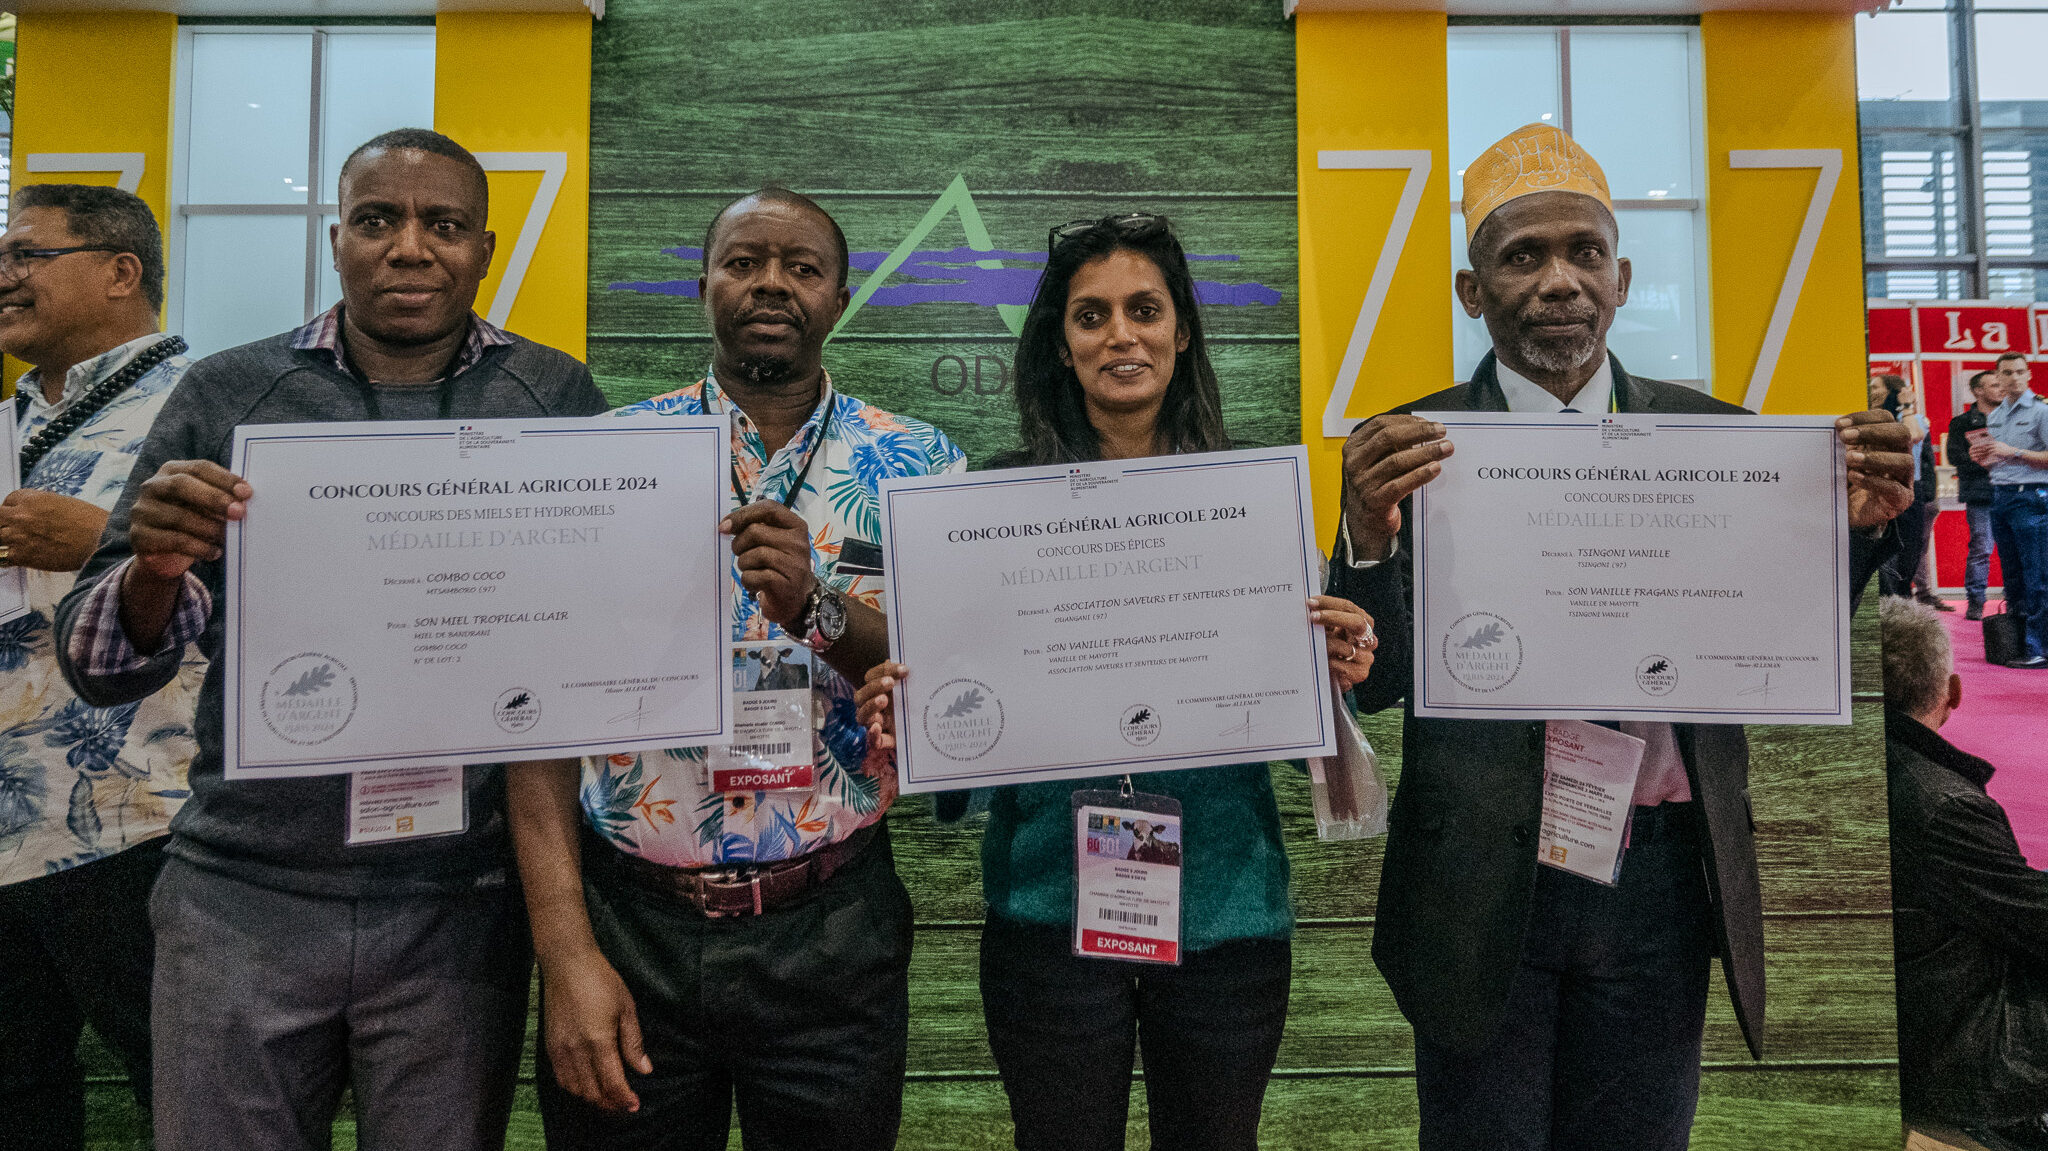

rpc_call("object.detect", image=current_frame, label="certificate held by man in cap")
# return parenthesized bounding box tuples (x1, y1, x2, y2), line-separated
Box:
(879, 445, 1338, 792)
(1412, 411, 1852, 725)
(224, 414, 734, 779)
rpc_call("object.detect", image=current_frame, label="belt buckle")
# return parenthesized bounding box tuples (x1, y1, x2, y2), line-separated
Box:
(693, 865, 756, 919)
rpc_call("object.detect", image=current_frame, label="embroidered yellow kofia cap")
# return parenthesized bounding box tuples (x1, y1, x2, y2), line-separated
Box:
(1461, 123, 1613, 244)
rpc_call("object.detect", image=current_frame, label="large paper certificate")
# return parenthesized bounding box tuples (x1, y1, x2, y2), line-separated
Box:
(1413, 412, 1850, 724)
(881, 446, 1338, 792)
(0, 405, 27, 625)
(225, 415, 733, 779)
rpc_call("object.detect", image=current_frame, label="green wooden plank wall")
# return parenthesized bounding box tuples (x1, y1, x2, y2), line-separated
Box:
(80, 2, 1902, 1147)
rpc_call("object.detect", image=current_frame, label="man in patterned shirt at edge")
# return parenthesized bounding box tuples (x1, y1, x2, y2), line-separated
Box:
(0, 184, 203, 1151)
(52, 130, 607, 1151)
(506, 187, 965, 1151)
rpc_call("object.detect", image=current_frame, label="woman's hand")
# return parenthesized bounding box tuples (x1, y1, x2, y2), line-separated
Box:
(857, 661, 909, 765)
(1311, 595, 1376, 691)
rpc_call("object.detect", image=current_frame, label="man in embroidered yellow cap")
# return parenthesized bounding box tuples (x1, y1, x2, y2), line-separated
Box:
(1325, 124, 1915, 1150)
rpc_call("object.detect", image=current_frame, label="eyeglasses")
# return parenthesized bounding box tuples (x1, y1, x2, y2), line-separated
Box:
(0, 246, 128, 284)
(1046, 212, 1170, 253)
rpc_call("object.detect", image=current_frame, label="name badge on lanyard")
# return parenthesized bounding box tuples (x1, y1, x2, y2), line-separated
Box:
(1072, 780, 1184, 965)
(708, 640, 816, 792)
(1538, 719, 1646, 886)
(347, 764, 467, 846)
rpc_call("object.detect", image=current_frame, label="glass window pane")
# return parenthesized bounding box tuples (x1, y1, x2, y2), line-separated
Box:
(181, 215, 308, 357)
(1865, 268, 1967, 300)
(1448, 30, 1560, 202)
(1861, 135, 1967, 258)
(1608, 210, 1700, 381)
(1569, 31, 1697, 201)
(1987, 267, 2048, 301)
(186, 33, 314, 205)
(1981, 140, 2043, 259)
(1448, 209, 1699, 382)
(1855, 13, 1955, 128)
(318, 32, 437, 203)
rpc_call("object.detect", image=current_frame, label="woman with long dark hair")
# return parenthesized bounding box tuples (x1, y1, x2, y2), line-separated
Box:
(855, 213, 1375, 1150)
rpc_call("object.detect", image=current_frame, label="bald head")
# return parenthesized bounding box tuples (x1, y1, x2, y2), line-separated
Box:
(703, 188, 849, 289)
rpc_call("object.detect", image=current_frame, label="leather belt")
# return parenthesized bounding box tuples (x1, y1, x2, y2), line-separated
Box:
(607, 822, 878, 918)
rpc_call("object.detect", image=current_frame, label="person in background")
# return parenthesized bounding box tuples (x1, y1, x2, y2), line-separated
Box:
(855, 212, 1377, 1151)
(1871, 373, 1939, 604)
(1973, 352, 2048, 668)
(1882, 597, 2048, 1151)
(0, 184, 203, 1151)
(1949, 370, 2001, 620)
(1331, 123, 1911, 1151)
(53, 130, 606, 1151)
(508, 187, 965, 1151)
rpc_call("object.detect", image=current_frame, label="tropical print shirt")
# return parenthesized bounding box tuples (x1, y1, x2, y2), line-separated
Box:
(0, 334, 206, 886)
(581, 372, 966, 867)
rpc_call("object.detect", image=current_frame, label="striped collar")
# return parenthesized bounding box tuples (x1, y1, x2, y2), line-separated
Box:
(289, 304, 514, 381)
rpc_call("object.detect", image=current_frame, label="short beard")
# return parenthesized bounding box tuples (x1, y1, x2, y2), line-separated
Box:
(1512, 328, 1602, 377)
(730, 351, 799, 385)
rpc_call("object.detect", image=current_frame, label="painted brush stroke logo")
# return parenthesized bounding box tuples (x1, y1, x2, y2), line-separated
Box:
(606, 177, 1282, 338)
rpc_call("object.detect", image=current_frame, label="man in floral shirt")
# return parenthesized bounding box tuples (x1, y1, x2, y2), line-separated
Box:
(508, 188, 963, 1151)
(0, 185, 203, 1151)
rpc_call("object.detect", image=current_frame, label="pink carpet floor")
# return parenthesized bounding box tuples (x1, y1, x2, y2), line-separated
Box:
(1938, 601, 2048, 867)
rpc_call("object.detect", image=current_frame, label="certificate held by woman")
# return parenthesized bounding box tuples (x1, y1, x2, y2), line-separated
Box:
(878, 443, 1338, 792)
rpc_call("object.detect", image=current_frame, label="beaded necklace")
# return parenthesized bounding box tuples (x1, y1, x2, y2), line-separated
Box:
(16, 336, 186, 480)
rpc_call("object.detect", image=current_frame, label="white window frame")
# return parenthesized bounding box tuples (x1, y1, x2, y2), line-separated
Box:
(1447, 25, 1715, 390)
(167, 23, 435, 340)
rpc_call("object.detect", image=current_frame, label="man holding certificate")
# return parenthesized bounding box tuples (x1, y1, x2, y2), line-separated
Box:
(54, 130, 606, 1151)
(505, 189, 964, 1151)
(1328, 124, 1914, 1150)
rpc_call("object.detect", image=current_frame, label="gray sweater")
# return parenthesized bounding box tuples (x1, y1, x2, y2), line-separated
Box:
(56, 330, 608, 897)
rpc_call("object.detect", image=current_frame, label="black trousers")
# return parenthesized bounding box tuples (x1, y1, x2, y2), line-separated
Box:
(538, 828, 913, 1151)
(0, 837, 166, 1151)
(1413, 814, 1715, 1151)
(978, 914, 1292, 1151)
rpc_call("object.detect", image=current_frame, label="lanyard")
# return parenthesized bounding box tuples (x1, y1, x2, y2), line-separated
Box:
(729, 391, 834, 508)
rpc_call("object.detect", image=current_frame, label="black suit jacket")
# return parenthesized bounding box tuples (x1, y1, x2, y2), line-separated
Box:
(1326, 352, 1888, 1058)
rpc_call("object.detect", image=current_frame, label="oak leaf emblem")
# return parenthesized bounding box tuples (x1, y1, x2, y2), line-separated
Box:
(941, 688, 984, 718)
(1459, 623, 1506, 650)
(502, 692, 532, 711)
(1642, 659, 1670, 676)
(281, 664, 335, 697)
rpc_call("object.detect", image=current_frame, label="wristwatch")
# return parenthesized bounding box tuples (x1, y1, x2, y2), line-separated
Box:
(799, 583, 848, 653)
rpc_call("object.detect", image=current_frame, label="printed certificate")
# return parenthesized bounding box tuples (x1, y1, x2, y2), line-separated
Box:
(1412, 412, 1851, 724)
(224, 415, 734, 779)
(880, 446, 1338, 792)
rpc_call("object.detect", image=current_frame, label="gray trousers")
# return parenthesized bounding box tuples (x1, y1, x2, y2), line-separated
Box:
(149, 855, 531, 1151)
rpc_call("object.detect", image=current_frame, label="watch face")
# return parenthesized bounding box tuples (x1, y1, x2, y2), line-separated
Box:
(815, 588, 849, 638)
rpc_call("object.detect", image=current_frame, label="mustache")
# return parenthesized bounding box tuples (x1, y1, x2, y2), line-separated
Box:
(1517, 304, 1599, 328)
(734, 302, 806, 329)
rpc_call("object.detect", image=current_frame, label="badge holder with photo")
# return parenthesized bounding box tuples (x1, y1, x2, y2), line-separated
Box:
(705, 639, 817, 792)
(1072, 776, 1184, 966)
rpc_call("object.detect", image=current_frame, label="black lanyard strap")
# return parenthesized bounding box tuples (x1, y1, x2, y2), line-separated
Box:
(730, 390, 834, 508)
